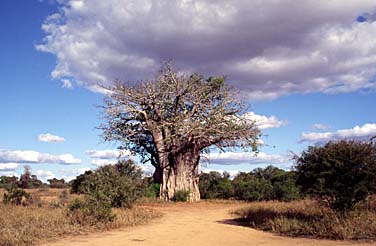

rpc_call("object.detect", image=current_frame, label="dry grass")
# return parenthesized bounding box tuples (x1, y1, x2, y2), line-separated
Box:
(233, 197, 376, 241)
(0, 189, 161, 246)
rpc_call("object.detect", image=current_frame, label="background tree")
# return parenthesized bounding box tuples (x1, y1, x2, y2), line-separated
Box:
(231, 166, 300, 202)
(100, 64, 261, 201)
(0, 176, 19, 190)
(19, 165, 32, 189)
(199, 171, 234, 199)
(18, 166, 43, 189)
(48, 178, 67, 188)
(295, 139, 376, 212)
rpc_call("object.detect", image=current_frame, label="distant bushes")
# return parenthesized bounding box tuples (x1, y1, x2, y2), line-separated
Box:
(199, 172, 233, 199)
(0, 165, 68, 190)
(199, 166, 300, 202)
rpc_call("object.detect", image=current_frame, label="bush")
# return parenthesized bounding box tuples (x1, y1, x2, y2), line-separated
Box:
(0, 176, 19, 190)
(233, 173, 273, 201)
(295, 139, 376, 212)
(199, 172, 234, 199)
(173, 190, 190, 202)
(144, 183, 160, 198)
(68, 192, 116, 225)
(3, 188, 33, 206)
(70, 159, 143, 208)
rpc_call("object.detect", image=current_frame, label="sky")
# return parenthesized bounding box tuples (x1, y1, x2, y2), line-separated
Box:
(1, 0, 376, 181)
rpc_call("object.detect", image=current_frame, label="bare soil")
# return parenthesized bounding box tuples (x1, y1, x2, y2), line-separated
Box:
(41, 202, 374, 246)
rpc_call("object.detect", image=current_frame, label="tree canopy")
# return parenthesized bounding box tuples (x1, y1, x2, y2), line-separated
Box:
(295, 139, 376, 212)
(100, 63, 261, 201)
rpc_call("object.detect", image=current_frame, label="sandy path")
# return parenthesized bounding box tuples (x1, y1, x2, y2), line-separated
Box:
(42, 202, 373, 246)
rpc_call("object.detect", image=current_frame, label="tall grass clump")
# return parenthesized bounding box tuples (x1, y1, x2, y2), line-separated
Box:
(0, 201, 160, 246)
(233, 198, 376, 240)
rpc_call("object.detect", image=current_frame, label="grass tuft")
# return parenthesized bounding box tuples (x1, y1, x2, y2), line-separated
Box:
(0, 189, 161, 246)
(233, 198, 376, 241)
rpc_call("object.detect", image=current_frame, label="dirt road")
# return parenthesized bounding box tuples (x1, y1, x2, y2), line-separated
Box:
(42, 202, 373, 246)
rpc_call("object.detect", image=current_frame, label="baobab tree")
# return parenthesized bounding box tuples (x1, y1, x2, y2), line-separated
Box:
(100, 64, 261, 201)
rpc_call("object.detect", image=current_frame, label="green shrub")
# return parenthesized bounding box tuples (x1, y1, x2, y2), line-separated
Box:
(233, 172, 273, 201)
(295, 139, 376, 212)
(3, 188, 33, 206)
(199, 172, 234, 199)
(173, 190, 190, 202)
(68, 192, 116, 225)
(144, 183, 160, 198)
(70, 159, 143, 208)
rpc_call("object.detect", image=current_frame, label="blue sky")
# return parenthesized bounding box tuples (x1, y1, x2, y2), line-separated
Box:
(1, 0, 376, 181)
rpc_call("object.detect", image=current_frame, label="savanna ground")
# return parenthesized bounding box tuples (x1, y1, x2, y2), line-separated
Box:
(42, 201, 374, 246)
(0, 188, 160, 246)
(1, 188, 374, 246)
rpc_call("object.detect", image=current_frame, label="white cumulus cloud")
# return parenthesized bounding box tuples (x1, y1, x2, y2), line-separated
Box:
(37, 133, 66, 143)
(0, 150, 81, 164)
(242, 112, 287, 130)
(204, 151, 289, 166)
(62, 79, 73, 89)
(91, 159, 117, 167)
(85, 149, 131, 159)
(0, 163, 19, 171)
(312, 124, 331, 131)
(36, 170, 56, 180)
(300, 123, 376, 143)
(37, 0, 376, 100)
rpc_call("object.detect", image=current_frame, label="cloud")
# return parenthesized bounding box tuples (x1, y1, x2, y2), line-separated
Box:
(0, 171, 18, 177)
(0, 163, 19, 171)
(91, 159, 117, 167)
(204, 151, 289, 166)
(58, 167, 92, 181)
(62, 79, 73, 89)
(300, 123, 376, 143)
(37, 133, 66, 143)
(37, 0, 376, 100)
(0, 150, 81, 164)
(312, 124, 331, 131)
(85, 149, 131, 159)
(36, 170, 56, 180)
(242, 112, 286, 130)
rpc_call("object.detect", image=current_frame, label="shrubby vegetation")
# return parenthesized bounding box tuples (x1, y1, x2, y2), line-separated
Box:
(233, 198, 376, 240)
(0, 165, 68, 190)
(0, 188, 160, 246)
(69, 159, 144, 208)
(199, 166, 300, 202)
(295, 139, 376, 212)
(199, 172, 233, 199)
(3, 188, 33, 206)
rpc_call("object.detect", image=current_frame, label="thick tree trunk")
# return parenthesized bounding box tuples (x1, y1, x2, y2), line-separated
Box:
(152, 165, 163, 184)
(160, 149, 200, 202)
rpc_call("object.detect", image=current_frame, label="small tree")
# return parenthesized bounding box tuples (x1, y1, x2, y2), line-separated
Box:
(295, 139, 376, 212)
(73, 159, 143, 208)
(19, 165, 32, 189)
